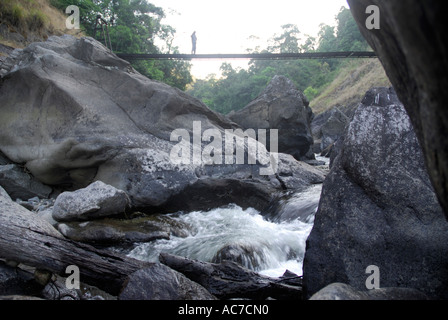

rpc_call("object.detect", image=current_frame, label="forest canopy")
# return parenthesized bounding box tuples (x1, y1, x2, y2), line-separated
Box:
(50, 0, 193, 90)
(187, 7, 370, 114)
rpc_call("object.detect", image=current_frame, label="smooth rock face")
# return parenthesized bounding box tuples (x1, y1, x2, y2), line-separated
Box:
(303, 88, 448, 299)
(118, 263, 216, 300)
(348, 0, 448, 218)
(229, 75, 314, 160)
(0, 36, 324, 212)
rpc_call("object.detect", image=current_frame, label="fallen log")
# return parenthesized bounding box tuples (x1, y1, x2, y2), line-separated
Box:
(0, 187, 150, 295)
(159, 253, 302, 300)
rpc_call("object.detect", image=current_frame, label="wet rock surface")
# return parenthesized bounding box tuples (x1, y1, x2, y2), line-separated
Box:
(303, 87, 448, 299)
(348, 0, 448, 218)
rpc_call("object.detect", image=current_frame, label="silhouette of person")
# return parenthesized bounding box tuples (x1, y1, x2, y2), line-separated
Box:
(191, 31, 197, 54)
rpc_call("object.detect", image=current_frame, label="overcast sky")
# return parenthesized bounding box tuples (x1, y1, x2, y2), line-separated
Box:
(150, 0, 349, 79)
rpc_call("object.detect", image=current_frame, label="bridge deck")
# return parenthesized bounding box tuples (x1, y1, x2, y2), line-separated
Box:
(116, 51, 377, 61)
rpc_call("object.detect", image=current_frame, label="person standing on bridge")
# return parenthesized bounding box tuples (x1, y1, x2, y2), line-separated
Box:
(191, 31, 197, 54)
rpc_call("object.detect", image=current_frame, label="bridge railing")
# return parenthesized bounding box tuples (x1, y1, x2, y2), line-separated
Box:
(116, 52, 377, 61)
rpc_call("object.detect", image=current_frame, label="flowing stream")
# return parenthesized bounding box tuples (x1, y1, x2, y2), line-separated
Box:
(127, 182, 324, 277)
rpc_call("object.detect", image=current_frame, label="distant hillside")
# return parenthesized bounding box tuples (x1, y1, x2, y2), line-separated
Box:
(0, 0, 82, 49)
(310, 59, 391, 115)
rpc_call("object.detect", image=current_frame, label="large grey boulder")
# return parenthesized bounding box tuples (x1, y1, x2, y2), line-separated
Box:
(228, 75, 314, 160)
(348, 0, 448, 218)
(0, 36, 324, 212)
(303, 87, 448, 299)
(52, 181, 130, 222)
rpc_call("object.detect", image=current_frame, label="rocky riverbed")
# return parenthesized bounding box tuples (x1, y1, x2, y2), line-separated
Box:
(1, 19, 448, 300)
(0, 35, 325, 300)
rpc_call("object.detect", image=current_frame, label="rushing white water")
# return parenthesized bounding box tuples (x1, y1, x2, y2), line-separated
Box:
(128, 182, 323, 277)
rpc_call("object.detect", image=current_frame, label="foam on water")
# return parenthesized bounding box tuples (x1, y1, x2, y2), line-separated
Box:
(128, 184, 323, 277)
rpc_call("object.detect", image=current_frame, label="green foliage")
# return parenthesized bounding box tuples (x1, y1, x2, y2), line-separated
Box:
(50, 0, 192, 90)
(335, 6, 368, 51)
(0, 0, 47, 32)
(304, 86, 319, 101)
(269, 24, 301, 53)
(188, 7, 370, 114)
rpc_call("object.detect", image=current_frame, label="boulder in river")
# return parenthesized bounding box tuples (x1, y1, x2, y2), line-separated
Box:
(303, 87, 448, 299)
(211, 243, 266, 270)
(228, 75, 314, 161)
(52, 181, 130, 222)
(119, 263, 216, 300)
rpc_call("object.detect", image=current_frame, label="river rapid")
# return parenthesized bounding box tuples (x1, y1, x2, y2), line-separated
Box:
(127, 172, 326, 277)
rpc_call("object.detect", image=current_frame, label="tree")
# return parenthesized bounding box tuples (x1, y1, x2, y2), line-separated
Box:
(335, 6, 368, 51)
(317, 23, 337, 52)
(304, 86, 319, 101)
(268, 24, 301, 53)
(51, 0, 192, 90)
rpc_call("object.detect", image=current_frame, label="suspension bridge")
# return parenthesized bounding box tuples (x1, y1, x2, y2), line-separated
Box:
(92, 16, 377, 62)
(116, 51, 377, 61)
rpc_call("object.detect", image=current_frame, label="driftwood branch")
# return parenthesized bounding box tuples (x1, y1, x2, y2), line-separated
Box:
(0, 193, 150, 295)
(159, 253, 302, 300)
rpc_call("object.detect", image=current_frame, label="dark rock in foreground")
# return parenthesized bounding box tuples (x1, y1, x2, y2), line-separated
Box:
(119, 263, 216, 300)
(303, 87, 448, 299)
(348, 0, 448, 219)
(160, 253, 302, 300)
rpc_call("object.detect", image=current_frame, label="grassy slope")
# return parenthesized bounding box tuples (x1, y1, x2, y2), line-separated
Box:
(310, 59, 391, 115)
(0, 0, 82, 49)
